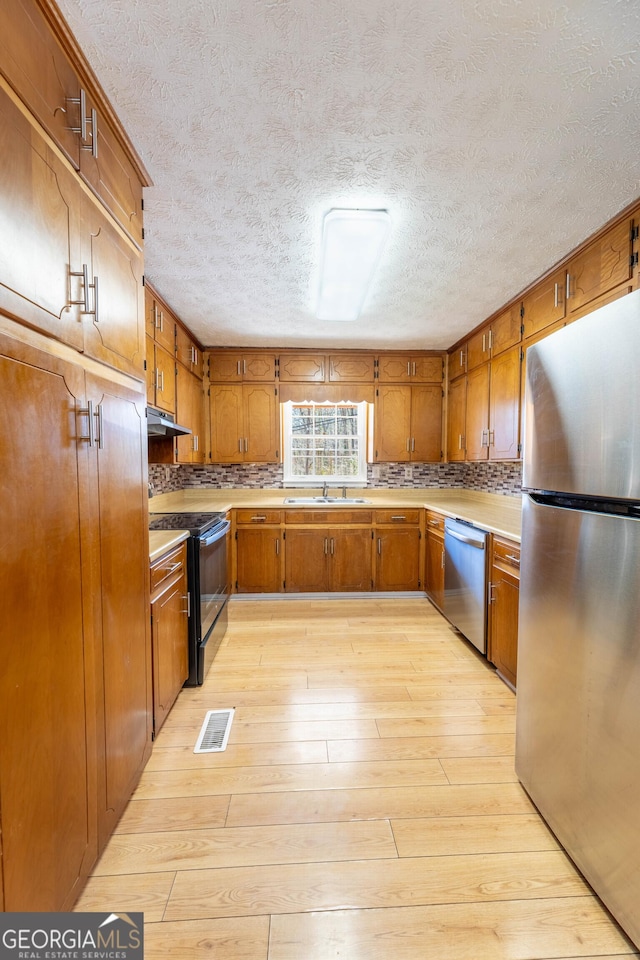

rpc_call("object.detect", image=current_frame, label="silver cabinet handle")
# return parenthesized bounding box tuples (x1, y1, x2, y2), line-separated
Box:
(275, 538, 280, 555)
(441, 549, 445, 569)
(238, 438, 243, 453)
(244, 438, 249, 452)
(428, 519, 440, 527)
(78, 399, 95, 446)
(330, 537, 335, 556)
(324, 537, 329, 555)
(67, 88, 88, 141)
(86, 106, 98, 157)
(554, 282, 559, 308)
(505, 553, 520, 565)
(411, 361, 416, 376)
(182, 592, 191, 617)
(481, 429, 488, 447)
(411, 438, 415, 452)
(69, 264, 97, 316)
(251, 515, 267, 522)
(459, 349, 465, 368)
(488, 329, 493, 351)
(96, 402, 104, 449)
(406, 361, 411, 376)
(488, 429, 495, 446)
(566, 272, 571, 300)
(243, 359, 247, 374)
(488, 582, 496, 603)
(482, 333, 486, 352)
(237, 360, 241, 375)
(458, 434, 465, 450)
(406, 438, 410, 452)
(391, 515, 406, 521)
(377, 537, 382, 555)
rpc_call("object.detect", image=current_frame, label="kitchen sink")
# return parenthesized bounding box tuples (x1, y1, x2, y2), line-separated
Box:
(283, 496, 371, 505)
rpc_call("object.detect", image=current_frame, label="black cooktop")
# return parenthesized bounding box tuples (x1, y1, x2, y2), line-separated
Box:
(149, 512, 225, 536)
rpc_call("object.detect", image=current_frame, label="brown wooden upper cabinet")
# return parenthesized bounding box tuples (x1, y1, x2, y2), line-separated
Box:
(278, 353, 326, 382)
(329, 354, 375, 382)
(176, 323, 204, 377)
(209, 351, 277, 382)
(446, 375, 467, 462)
(0, 0, 146, 248)
(565, 216, 635, 318)
(377, 354, 444, 383)
(209, 382, 279, 462)
(145, 288, 176, 355)
(466, 304, 522, 371)
(465, 345, 522, 462)
(374, 384, 443, 462)
(521, 267, 567, 340)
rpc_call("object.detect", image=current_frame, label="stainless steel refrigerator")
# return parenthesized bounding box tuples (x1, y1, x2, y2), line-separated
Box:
(516, 288, 640, 948)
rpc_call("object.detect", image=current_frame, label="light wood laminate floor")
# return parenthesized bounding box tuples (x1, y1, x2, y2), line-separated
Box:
(77, 598, 639, 960)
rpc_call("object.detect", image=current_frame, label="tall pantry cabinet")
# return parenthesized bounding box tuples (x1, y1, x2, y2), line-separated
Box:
(0, 0, 152, 910)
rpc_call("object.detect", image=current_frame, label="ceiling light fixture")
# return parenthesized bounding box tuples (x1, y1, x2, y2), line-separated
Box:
(316, 208, 391, 322)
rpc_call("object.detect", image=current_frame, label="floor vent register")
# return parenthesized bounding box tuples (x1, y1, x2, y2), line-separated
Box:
(194, 708, 235, 753)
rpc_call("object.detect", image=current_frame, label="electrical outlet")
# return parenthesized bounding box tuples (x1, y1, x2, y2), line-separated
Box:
(372, 465, 381, 479)
(404, 466, 413, 480)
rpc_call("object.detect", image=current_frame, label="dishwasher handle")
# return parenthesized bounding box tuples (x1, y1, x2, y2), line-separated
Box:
(446, 528, 485, 549)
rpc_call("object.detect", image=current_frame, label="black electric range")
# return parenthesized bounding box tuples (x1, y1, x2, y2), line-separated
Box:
(150, 511, 230, 685)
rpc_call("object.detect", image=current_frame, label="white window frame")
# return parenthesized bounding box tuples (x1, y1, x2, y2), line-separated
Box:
(282, 400, 369, 487)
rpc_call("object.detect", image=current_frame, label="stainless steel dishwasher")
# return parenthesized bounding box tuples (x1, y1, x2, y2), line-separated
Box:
(443, 517, 489, 654)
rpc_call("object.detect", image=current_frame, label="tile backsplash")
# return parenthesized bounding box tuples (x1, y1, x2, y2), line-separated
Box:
(148, 460, 522, 497)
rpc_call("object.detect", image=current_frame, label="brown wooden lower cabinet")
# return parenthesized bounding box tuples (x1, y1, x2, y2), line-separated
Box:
(0, 320, 152, 910)
(150, 542, 189, 735)
(236, 525, 283, 592)
(425, 510, 445, 610)
(488, 536, 521, 690)
(284, 527, 372, 592)
(374, 526, 421, 591)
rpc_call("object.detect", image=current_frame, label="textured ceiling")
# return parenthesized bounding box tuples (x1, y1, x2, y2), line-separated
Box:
(56, 0, 640, 350)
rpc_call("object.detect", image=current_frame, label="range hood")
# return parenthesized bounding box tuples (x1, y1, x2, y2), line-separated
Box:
(147, 407, 192, 437)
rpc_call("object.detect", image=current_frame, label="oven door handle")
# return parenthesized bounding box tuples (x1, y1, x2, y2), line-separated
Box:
(200, 519, 231, 546)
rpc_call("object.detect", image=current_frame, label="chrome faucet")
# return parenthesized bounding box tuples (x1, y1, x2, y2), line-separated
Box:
(342, 485, 347, 499)
(322, 481, 329, 497)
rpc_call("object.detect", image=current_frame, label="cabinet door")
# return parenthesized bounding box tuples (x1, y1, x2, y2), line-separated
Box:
(244, 353, 277, 381)
(79, 88, 144, 247)
(489, 568, 519, 689)
(411, 384, 442, 462)
(465, 363, 490, 461)
(566, 218, 633, 315)
(209, 383, 243, 462)
(377, 354, 412, 382)
(152, 566, 189, 734)
(243, 383, 279, 462)
(489, 346, 521, 461)
(522, 268, 566, 339)
(151, 343, 176, 415)
(236, 528, 282, 592)
(86, 372, 152, 848)
(0, 0, 81, 166)
(446, 376, 466, 462)
(330, 529, 372, 591)
(374, 384, 411, 461)
(412, 356, 443, 383)
(279, 353, 326, 382)
(284, 528, 329, 591)
(375, 528, 421, 591)
(448, 345, 467, 380)
(425, 531, 445, 611)
(490, 304, 521, 356)
(466, 328, 489, 371)
(0, 83, 84, 348)
(81, 194, 146, 375)
(0, 332, 97, 910)
(175, 365, 204, 463)
(329, 354, 374, 382)
(209, 352, 244, 382)
(176, 323, 203, 376)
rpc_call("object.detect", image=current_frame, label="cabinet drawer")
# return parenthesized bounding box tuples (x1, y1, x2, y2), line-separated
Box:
(374, 509, 421, 525)
(492, 537, 520, 575)
(285, 509, 372, 524)
(235, 509, 282, 524)
(425, 510, 446, 534)
(150, 543, 187, 593)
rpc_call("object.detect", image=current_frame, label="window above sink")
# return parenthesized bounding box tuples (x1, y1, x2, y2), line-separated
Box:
(282, 400, 369, 486)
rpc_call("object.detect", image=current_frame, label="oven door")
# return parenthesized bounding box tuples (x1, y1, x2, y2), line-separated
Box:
(198, 518, 230, 642)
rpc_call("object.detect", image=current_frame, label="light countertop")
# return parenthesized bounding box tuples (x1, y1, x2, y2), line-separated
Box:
(149, 487, 522, 542)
